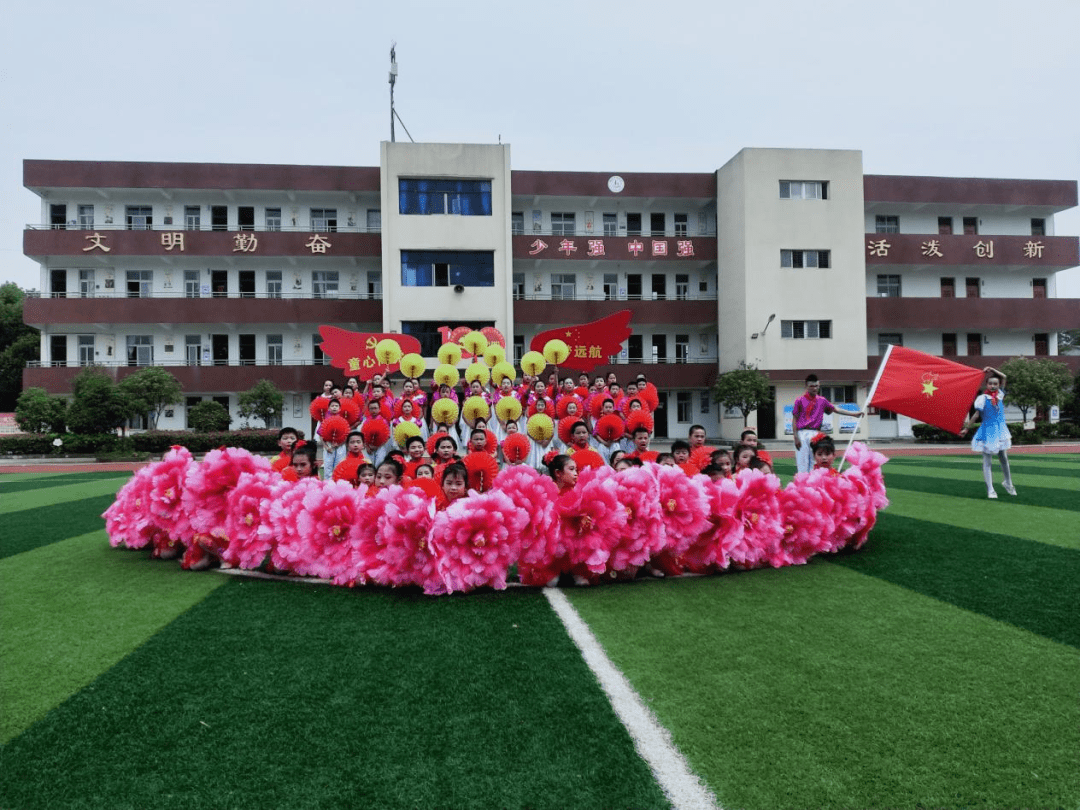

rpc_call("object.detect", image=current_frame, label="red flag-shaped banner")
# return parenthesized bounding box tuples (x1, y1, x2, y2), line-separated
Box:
(317, 326, 423, 381)
(869, 346, 985, 434)
(529, 311, 633, 372)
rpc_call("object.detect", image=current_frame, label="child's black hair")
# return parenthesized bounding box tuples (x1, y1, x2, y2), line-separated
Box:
(376, 457, 404, 480)
(545, 454, 573, 480)
(655, 452, 675, 465)
(277, 427, 299, 440)
(671, 439, 690, 454)
(441, 461, 468, 484)
(810, 434, 836, 455)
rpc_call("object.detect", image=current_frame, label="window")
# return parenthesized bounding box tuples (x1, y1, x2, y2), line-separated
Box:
(627, 335, 643, 363)
(781, 249, 830, 268)
(313, 334, 328, 365)
(78, 269, 94, 298)
(675, 334, 689, 363)
(50, 335, 67, 367)
(942, 333, 957, 356)
(125, 206, 152, 230)
(400, 321, 493, 358)
(674, 213, 688, 236)
(310, 208, 337, 232)
(651, 274, 666, 300)
(184, 270, 200, 298)
(126, 270, 152, 298)
(126, 335, 153, 366)
(878, 333, 903, 354)
(78, 335, 94, 366)
(366, 209, 381, 231)
(238, 334, 255, 366)
(627, 274, 642, 299)
(551, 273, 577, 300)
(238, 207, 254, 231)
(265, 207, 281, 231)
(967, 333, 983, 357)
(875, 215, 900, 233)
(400, 251, 494, 287)
(603, 273, 618, 300)
(185, 335, 202, 366)
(1031, 218, 1045, 236)
(399, 179, 492, 216)
(513, 335, 525, 365)
(699, 391, 710, 414)
(367, 270, 382, 300)
(603, 213, 618, 236)
(211, 206, 227, 231)
(1033, 278, 1047, 298)
(50, 204, 67, 229)
(513, 273, 525, 300)
(940, 277, 955, 298)
(965, 277, 981, 298)
(511, 212, 524, 235)
(675, 274, 689, 300)
(963, 217, 978, 235)
(626, 213, 642, 236)
(551, 212, 576, 235)
(938, 217, 953, 235)
(78, 205, 94, 230)
(652, 335, 667, 363)
(1034, 333, 1049, 356)
(266, 271, 282, 299)
(876, 274, 901, 297)
(312, 271, 339, 298)
(877, 409, 898, 421)
(677, 392, 692, 423)
(780, 320, 832, 339)
(185, 206, 201, 230)
(821, 385, 856, 404)
(650, 213, 666, 236)
(780, 180, 828, 200)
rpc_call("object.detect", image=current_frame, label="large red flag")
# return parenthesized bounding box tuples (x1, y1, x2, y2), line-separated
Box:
(529, 311, 633, 372)
(869, 346, 985, 434)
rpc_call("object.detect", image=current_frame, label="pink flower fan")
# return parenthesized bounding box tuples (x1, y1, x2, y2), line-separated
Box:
(493, 465, 561, 586)
(367, 485, 439, 591)
(332, 485, 383, 587)
(103, 465, 157, 549)
(816, 471, 867, 553)
(224, 470, 288, 569)
(779, 470, 838, 565)
(183, 447, 272, 554)
(843, 441, 889, 511)
(429, 489, 528, 594)
(145, 445, 196, 548)
(654, 463, 712, 556)
(837, 466, 880, 551)
(265, 477, 323, 574)
(558, 464, 627, 575)
(729, 468, 786, 569)
(291, 479, 365, 579)
(606, 465, 664, 574)
(681, 476, 743, 572)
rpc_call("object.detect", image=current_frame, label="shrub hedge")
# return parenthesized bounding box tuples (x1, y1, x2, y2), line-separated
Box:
(0, 429, 282, 457)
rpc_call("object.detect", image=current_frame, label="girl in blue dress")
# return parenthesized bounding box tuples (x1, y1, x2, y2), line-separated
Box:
(962, 366, 1015, 499)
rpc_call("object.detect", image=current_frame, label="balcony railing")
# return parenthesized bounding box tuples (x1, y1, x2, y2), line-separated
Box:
(29, 356, 719, 370)
(28, 223, 382, 234)
(30, 290, 384, 301)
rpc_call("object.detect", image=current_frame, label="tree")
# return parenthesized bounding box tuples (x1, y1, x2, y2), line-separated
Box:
(711, 363, 772, 427)
(0, 284, 40, 411)
(14, 387, 67, 433)
(1058, 329, 1080, 355)
(117, 367, 183, 430)
(66, 367, 129, 434)
(188, 400, 231, 432)
(237, 379, 284, 428)
(999, 357, 1073, 424)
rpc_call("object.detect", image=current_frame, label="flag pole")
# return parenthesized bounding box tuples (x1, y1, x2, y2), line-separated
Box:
(837, 344, 893, 474)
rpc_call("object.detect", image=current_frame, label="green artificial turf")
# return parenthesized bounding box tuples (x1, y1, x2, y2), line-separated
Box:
(0, 535, 225, 743)
(0, 470, 136, 494)
(0, 579, 670, 810)
(882, 469, 1080, 512)
(567, 566, 1080, 809)
(0, 475, 131, 515)
(0, 492, 122, 559)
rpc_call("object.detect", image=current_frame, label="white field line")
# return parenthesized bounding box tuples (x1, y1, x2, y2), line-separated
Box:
(543, 588, 721, 810)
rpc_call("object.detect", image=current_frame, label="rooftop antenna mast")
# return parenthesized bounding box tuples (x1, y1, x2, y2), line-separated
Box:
(388, 44, 415, 143)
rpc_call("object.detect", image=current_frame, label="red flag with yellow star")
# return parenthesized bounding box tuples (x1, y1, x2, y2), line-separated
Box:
(528, 311, 633, 372)
(869, 345, 985, 434)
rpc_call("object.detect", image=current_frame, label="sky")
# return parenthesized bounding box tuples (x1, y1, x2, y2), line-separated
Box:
(2, 0, 1078, 296)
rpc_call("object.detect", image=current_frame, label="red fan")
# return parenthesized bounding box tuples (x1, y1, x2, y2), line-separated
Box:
(406, 476, 442, 501)
(556, 395, 583, 419)
(427, 431, 451, 458)
(464, 452, 500, 493)
(484, 428, 498, 456)
(588, 393, 610, 419)
(557, 415, 579, 446)
(637, 382, 660, 412)
(360, 417, 390, 448)
(625, 410, 654, 436)
(595, 414, 625, 443)
(309, 396, 331, 422)
(339, 398, 361, 426)
(280, 466, 299, 482)
(318, 414, 351, 445)
(378, 398, 394, 420)
(571, 448, 604, 471)
(678, 462, 700, 477)
(502, 433, 531, 464)
(574, 386, 590, 398)
(689, 446, 713, 473)
(332, 456, 365, 484)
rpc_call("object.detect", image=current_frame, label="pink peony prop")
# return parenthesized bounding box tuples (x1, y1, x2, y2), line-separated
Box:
(558, 464, 628, 576)
(429, 489, 528, 593)
(223, 470, 287, 569)
(494, 465, 562, 586)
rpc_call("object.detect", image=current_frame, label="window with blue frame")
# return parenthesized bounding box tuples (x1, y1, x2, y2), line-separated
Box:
(401, 250, 495, 287)
(399, 179, 492, 216)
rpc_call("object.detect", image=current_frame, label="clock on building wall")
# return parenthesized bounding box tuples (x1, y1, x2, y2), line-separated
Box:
(607, 175, 625, 193)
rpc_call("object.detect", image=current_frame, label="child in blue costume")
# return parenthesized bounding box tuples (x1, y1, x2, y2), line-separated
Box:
(961, 366, 1015, 499)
